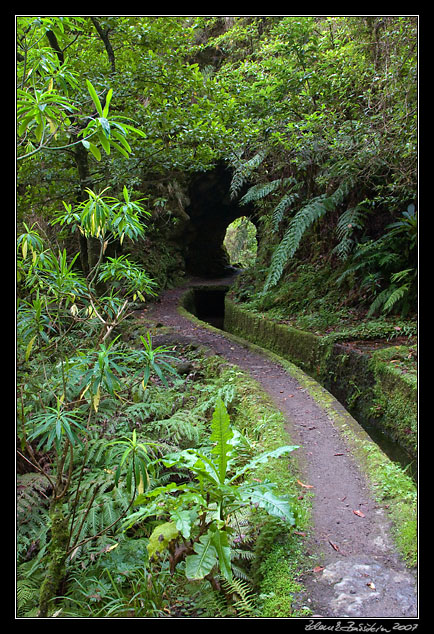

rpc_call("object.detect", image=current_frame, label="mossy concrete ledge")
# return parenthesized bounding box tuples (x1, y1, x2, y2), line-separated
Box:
(224, 297, 417, 461)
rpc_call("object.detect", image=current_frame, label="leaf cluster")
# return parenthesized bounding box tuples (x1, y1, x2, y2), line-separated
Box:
(131, 397, 298, 585)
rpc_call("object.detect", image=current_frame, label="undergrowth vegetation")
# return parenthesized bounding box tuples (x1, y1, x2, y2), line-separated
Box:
(230, 258, 416, 360)
(17, 333, 309, 617)
(16, 179, 307, 616)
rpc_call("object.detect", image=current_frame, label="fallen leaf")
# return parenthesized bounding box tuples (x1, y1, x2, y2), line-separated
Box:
(328, 540, 340, 552)
(297, 479, 314, 489)
(353, 510, 365, 518)
(334, 453, 344, 456)
(313, 566, 324, 573)
(294, 530, 307, 536)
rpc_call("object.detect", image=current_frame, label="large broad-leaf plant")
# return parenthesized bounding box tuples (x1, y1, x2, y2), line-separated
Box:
(129, 397, 298, 584)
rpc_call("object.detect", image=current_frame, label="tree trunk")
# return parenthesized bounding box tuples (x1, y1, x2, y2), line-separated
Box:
(38, 498, 69, 617)
(72, 140, 102, 276)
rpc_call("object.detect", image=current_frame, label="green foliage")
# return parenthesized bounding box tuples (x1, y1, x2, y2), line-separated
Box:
(27, 401, 86, 451)
(333, 205, 369, 260)
(239, 177, 293, 206)
(263, 178, 354, 291)
(134, 332, 180, 388)
(17, 15, 417, 617)
(271, 187, 302, 231)
(229, 150, 267, 200)
(132, 397, 298, 585)
(336, 206, 417, 316)
(108, 429, 160, 495)
(224, 216, 257, 268)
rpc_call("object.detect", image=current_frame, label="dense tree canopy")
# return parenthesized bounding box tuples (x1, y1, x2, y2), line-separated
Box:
(17, 15, 417, 312)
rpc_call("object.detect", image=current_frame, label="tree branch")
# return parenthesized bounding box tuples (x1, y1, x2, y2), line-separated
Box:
(90, 17, 116, 73)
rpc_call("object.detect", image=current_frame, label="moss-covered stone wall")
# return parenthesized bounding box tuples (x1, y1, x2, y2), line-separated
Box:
(224, 297, 417, 460)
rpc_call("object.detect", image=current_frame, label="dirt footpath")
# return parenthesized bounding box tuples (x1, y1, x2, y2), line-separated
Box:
(139, 276, 417, 619)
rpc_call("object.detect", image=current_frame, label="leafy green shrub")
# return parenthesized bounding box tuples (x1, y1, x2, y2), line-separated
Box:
(128, 397, 298, 588)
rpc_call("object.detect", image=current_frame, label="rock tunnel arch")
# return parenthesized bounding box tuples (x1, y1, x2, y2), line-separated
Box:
(184, 163, 258, 277)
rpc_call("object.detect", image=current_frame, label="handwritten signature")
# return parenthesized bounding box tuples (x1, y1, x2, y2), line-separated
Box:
(305, 622, 418, 633)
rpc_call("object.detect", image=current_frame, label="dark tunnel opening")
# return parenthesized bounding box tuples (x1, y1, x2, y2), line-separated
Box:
(184, 163, 256, 278)
(192, 287, 228, 330)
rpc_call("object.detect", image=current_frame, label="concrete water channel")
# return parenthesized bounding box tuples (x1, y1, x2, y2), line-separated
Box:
(188, 284, 417, 480)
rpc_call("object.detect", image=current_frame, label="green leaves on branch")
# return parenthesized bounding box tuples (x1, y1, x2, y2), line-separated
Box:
(134, 333, 180, 389)
(54, 186, 148, 244)
(79, 80, 145, 160)
(17, 85, 78, 153)
(17, 69, 145, 161)
(107, 429, 160, 495)
(98, 256, 157, 302)
(27, 398, 87, 451)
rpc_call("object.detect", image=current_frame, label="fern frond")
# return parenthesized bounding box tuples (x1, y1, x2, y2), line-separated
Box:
(271, 190, 301, 231)
(17, 472, 51, 523)
(263, 179, 354, 291)
(230, 562, 253, 583)
(221, 577, 257, 617)
(382, 284, 409, 313)
(333, 205, 368, 260)
(17, 561, 45, 617)
(17, 577, 40, 617)
(263, 194, 328, 292)
(366, 288, 390, 317)
(149, 410, 206, 447)
(239, 177, 295, 206)
(230, 150, 267, 199)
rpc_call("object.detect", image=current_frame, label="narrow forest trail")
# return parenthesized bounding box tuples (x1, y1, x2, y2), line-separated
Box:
(138, 275, 417, 619)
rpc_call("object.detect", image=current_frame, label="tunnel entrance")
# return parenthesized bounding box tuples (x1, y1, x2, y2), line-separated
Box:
(184, 163, 256, 277)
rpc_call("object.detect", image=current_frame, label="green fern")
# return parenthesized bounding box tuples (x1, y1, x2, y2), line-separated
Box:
(17, 472, 51, 563)
(221, 577, 258, 617)
(382, 284, 410, 313)
(17, 561, 45, 617)
(17, 472, 51, 523)
(333, 205, 368, 260)
(230, 150, 267, 199)
(271, 189, 301, 231)
(239, 177, 294, 206)
(69, 481, 132, 552)
(264, 179, 354, 291)
(149, 411, 206, 447)
(367, 280, 411, 317)
(263, 195, 328, 291)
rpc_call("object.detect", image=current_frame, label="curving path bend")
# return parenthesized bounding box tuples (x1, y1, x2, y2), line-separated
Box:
(138, 275, 417, 619)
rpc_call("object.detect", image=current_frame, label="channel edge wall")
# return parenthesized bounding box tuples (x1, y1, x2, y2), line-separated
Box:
(223, 296, 417, 462)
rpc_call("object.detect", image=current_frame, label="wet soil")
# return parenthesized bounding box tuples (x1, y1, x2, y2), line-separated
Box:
(137, 275, 417, 619)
